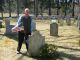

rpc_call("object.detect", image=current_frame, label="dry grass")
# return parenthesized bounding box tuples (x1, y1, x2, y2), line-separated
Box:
(0, 20, 80, 60)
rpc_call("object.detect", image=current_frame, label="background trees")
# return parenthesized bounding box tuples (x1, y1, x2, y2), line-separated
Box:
(0, 0, 80, 17)
(0, 0, 4, 19)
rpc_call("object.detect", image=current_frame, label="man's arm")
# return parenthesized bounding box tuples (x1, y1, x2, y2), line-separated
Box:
(15, 16, 22, 27)
(12, 16, 23, 32)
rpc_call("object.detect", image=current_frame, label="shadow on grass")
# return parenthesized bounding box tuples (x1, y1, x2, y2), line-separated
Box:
(0, 34, 4, 40)
(58, 51, 80, 60)
(55, 45, 80, 51)
(4, 34, 18, 41)
(16, 51, 80, 60)
(54, 34, 80, 42)
(17, 52, 80, 60)
(16, 51, 62, 60)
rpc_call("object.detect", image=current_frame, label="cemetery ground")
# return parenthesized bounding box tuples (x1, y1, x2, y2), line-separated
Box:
(0, 20, 80, 60)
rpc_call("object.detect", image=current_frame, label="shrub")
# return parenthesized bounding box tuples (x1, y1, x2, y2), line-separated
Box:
(39, 44, 60, 60)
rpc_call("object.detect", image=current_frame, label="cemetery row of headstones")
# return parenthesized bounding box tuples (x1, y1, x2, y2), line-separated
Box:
(36, 15, 79, 27)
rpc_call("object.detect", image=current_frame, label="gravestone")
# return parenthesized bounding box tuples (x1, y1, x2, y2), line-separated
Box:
(36, 15, 43, 20)
(77, 16, 80, 30)
(31, 19, 36, 31)
(0, 20, 3, 28)
(57, 15, 64, 26)
(5, 17, 17, 35)
(50, 20, 58, 36)
(66, 16, 71, 26)
(71, 18, 75, 25)
(59, 19, 64, 26)
(28, 31, 45, 56)
(79, 22, 80, 30)
(57, 15, 61, 23)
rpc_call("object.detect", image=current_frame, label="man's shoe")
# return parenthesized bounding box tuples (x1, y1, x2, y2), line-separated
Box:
(16, 50, 21, 54)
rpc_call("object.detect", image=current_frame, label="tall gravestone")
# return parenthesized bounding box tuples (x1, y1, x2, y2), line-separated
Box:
(77, 16, 80, 30)
(28, 31, 45, 56)
(31, 19, 36, 31)
(5, 18, 16, 35)
(50, 20, 58, 36)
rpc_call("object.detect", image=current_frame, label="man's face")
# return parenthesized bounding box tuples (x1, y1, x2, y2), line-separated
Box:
(25, 10, 29, 15)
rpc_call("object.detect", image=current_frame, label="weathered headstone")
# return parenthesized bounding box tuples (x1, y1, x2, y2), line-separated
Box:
(66, 16, 71, 26)
(79, 22, 80, 30)
(57, 15, 64, 26)
(77, 16, 80, 30)
(59, 19, 64, 26)
(5, 17, 17, 35)
(50, 21, 58, 36)
(0, 20, 3, 28)
(57, 15, 61, 23)
(31, 19, 36, 31)
(71, 18, 75, 25)
(28, 31, 45, 56)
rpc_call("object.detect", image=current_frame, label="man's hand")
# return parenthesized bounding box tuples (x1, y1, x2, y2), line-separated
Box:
(12, 26, 20, 32)
(12, 26, 24, 32)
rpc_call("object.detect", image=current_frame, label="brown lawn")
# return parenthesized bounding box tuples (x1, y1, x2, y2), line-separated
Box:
(0, 20, 80, 60)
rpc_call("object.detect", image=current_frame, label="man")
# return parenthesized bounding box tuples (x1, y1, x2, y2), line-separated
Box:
(12, 8, 33, 54)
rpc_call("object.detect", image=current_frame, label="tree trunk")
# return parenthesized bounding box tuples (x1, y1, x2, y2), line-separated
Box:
(1, 11, 3, 19)
(72, 0, 75, 17)
(9, 0, 11, 17)
(35, 0, 38, 17)
(48, 0, 51, 16)
(57, 0, 59, 15)
(65, 0, 67, 17)
(17, 0, 19, 17)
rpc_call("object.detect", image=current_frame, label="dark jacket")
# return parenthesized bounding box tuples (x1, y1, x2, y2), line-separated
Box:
(18, 16, 32, 35)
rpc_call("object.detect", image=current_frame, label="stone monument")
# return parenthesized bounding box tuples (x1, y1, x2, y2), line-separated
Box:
(5, 17, 17, 35)
(31, 19, 36, 31)
(28, 31, 45, 56)
(50, 20, 58, 36)
(66, 16, 71, 26)
(0, 20, 3, 28)
(77, 16, 80, 30)
(59, 19, 64, 26)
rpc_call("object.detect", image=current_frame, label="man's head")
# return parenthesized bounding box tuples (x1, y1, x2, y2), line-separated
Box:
(24, 8, 29, 16)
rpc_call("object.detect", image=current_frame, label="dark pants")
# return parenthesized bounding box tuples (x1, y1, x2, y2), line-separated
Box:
(17, 31, 29, 51)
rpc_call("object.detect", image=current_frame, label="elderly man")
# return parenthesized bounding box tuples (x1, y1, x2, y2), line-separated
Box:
(12, 8, 34, 54)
